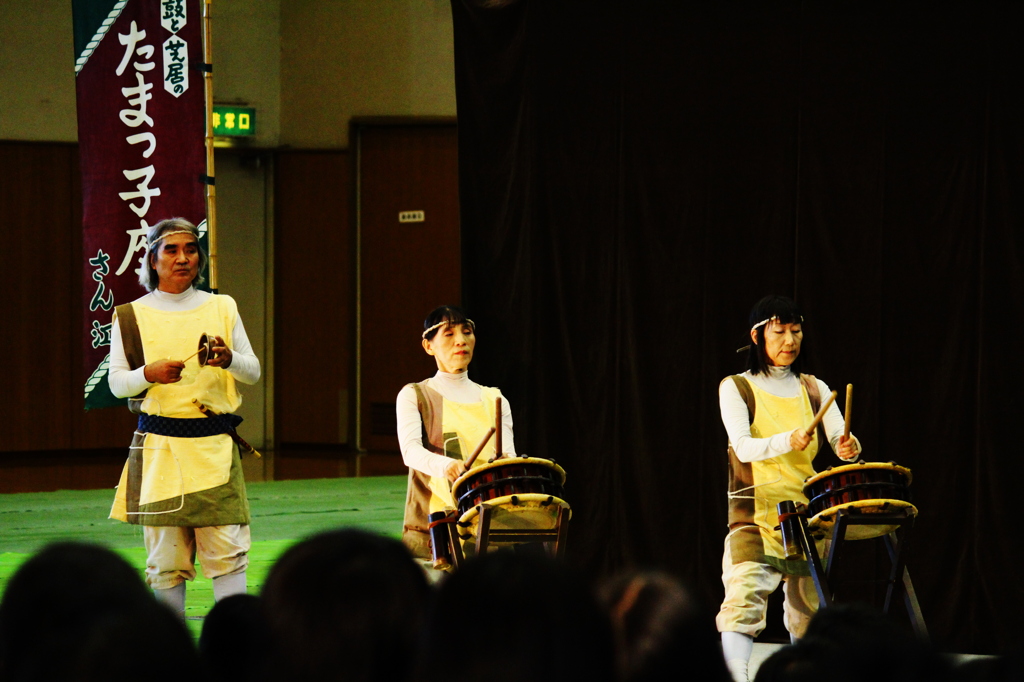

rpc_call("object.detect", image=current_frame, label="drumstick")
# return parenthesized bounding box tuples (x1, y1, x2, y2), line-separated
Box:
(462, 427, 496, 471)
(804, 390, 838, 438)
(495, 396, 503, 458)
(843, 384, 853, 440)
(180, 348, 203, 364)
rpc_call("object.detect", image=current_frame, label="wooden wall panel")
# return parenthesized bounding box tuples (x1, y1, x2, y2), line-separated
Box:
(4, 142, 77, 451)
(0, 450, 125, 494)
(274, 151, 352, 447)
(1, 142, 137, 491)
(356, 123, 460, 453)
(2, 142, 137, 458)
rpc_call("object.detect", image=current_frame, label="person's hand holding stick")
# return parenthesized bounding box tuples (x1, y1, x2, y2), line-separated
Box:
(837, 384, 859, 460)
(788, 390, 837, 451)
(444, 427, 496, 482)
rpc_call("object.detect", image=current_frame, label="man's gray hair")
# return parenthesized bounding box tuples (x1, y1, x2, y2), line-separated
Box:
(138, 217, 209, 292)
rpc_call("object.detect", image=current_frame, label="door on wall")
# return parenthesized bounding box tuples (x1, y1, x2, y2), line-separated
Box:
(355, 120, 460, 454)
(275, 150, 354, 478)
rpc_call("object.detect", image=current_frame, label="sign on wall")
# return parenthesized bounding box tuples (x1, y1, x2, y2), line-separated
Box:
(213, 105, 256, 137)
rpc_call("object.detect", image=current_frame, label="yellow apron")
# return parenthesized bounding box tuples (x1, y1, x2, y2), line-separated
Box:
(110, 295, 248, 526)
(427, 387, 502, 513)
(728, 379, 818, 574)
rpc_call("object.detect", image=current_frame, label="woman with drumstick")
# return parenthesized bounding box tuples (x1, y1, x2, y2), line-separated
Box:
(396, 305, 516, 561)
(717, 295, 860, 682)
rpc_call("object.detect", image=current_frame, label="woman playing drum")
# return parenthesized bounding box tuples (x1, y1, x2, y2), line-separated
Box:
(396, 305, 516, 560)
(717, 295, 861, 682)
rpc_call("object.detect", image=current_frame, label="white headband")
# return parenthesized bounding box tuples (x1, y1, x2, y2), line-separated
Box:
(150, 229, 198, 248)
(751, 315, 804, 332)
(422, 318, 475, 339)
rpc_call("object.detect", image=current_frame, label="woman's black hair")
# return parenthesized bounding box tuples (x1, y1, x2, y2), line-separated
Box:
(746, 295, 806, 376)
(422, 305, 474, 341)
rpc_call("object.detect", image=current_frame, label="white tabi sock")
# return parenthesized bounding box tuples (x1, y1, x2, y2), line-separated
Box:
(212, 570, 247, 601)
(722, 631, 754, 682)
(154, 582, 186, 619)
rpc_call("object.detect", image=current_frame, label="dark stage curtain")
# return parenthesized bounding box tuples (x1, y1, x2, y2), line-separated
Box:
(451, 0, 1023, 653)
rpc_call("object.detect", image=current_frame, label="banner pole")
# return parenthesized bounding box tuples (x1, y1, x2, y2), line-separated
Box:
(202, 0, 218, 290)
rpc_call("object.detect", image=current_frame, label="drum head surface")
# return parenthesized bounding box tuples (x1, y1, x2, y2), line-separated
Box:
(457, 493, 571, 540)
(804, 461, 912, 487)
(808, 499, 918, 540)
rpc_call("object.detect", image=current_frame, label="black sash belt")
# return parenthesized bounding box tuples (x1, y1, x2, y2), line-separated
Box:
(137, 413, 243, 438)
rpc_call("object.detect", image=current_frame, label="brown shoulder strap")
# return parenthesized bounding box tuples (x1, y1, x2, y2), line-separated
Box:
(403, 381, 442, 559)
(411, 382, 444, 454)
(729, 375, 756, 424)
(115, 303, 145, 371)
(800, 373, 821, 414)
(114, 303, 148, 409)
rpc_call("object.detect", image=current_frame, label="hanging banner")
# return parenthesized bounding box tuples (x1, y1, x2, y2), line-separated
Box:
(73, 0, 208, 409)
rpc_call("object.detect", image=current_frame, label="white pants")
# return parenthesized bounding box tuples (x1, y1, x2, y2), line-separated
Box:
(144, 524, 250, 590)
(716, 538, 818, 638)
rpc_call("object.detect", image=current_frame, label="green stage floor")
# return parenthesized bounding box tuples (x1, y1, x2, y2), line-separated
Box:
(0, 476, 407, 638)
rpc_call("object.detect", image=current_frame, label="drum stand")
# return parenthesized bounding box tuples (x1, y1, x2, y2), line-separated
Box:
(469, 503, 571, 558)
(788, 505, 929, 638)
(439, 503, 571, 566)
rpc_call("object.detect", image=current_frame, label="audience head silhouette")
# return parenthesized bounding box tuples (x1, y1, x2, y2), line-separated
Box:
(601, 569, 731, 682)
(260, 528, 429, 682)
(417, 551, 616, 682)
(0, 541, 197, 682)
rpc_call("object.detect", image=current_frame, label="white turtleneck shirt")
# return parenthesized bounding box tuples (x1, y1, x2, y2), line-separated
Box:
(396, 370, 516, 480)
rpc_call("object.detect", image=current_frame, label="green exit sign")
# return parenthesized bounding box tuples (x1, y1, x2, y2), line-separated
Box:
(212, 105, 256, 136)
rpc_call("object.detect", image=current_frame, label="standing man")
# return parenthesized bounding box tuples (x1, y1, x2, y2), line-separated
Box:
(108, 217, 260, 617)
